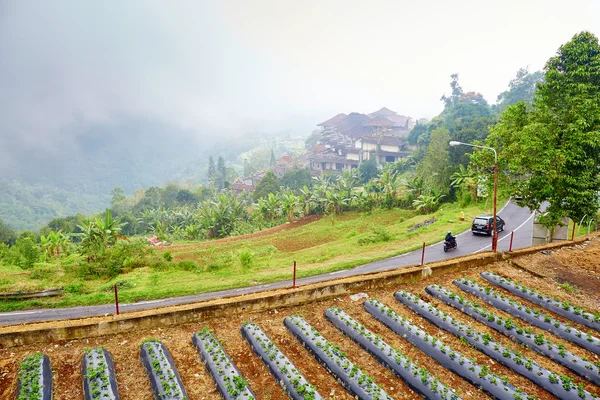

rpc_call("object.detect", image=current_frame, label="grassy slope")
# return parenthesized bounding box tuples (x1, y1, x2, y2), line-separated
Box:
(0, 199, 500, 311)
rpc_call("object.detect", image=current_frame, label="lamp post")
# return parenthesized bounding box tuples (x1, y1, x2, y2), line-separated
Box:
(449, 141, 499, 252)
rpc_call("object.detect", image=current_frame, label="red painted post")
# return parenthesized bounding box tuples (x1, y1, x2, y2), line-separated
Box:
(571, 222, 576, 241)
(421, 242, 426, 266)
(114, 284, 120, 316)
(292, 261, 297, 288)
(509, 231, 514, 252)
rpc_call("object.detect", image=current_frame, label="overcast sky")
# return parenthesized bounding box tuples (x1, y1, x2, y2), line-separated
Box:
(1, 0, 599, 149)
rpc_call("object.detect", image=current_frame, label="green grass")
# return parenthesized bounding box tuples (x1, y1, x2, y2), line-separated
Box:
(0, 199, 503, 311)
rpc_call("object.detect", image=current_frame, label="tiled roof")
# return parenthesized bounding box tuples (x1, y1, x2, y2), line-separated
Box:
(364, 116, 396, 127)
(369, 107, 397, 117)
(317, 113, 347, 127)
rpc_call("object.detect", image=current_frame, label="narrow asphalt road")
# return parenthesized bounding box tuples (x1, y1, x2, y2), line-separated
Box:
(0, 201, 535, 325)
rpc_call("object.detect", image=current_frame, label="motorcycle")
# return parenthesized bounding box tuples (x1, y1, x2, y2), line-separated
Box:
(443, 239, 457, 252)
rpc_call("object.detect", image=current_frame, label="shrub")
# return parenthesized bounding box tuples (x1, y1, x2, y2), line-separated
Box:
(5, 237, 39, 269)
(65, 280, 85, 294)
(178, 260, 199, 271)
(238, 248, 254, 269)
(30, 264, 56, 280)
(78, 239, 148, 279)
(357, 227, 392, 245)
(162, 251, 173, 262)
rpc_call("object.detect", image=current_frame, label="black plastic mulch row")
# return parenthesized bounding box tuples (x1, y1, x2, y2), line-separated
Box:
(325, 306, 462, 400)
(193, 330, 256, 400)
(241, 323, 322, 400)
(284, 315, 392, 400)
(363, 298, 526, 400)
(394, 290, 596, 400)
(140, 340, 188, 400)
(482, 271, 600, 333)
(16, 352, 52, 400)
(82, 347, 120, 400)
(426, 284, 600, 386)
(454, 278, 600, 356)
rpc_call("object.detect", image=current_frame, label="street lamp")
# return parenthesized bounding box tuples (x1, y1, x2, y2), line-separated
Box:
(449, 141, 499, 252)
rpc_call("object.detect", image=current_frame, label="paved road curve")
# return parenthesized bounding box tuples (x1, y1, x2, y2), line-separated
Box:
(0, 201, 535, 325)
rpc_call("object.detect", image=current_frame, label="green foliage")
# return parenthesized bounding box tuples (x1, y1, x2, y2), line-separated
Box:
(408, 123, 427, 146)
(417, 128, 453, 196)
(77, 209, 127, 257)
(3, 237, 39, 269)
(78, 238, 148, 279)
(238, 248, 254, 269)
(281, 169, 313, 190)
(0, 219, 17, 245)
(198, 193, 248, 238)
(253, 170, 280, 200)
(177, 260, 199, 271)
(496, 67, 544, 112)
(162, 251, 173, 262)
(358, 160, 378, 183)
(482, 31, 600, 228)
(357, 226, 392, 245)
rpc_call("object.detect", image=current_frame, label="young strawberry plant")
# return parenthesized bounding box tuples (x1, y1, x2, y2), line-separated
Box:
(16, 352, 52, 400)
(284, 315, 392, 400)
(363, 298, 527, 400)
(82, 347, 120, 400)
(325, 306, 461, 400)
(481, 271, 600, 332)
(454, 277, 600, 356)
(394, 290, 597, 400)
(241, 322, 322, 400)
(139, 338, 188, 400)
(426, 284, 600, 385)
(193, 327, 256, 400)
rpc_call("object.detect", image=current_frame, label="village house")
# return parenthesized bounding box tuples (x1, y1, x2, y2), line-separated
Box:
(308, 107, 415, 174)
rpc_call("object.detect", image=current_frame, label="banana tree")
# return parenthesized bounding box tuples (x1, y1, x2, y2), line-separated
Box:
(279, 189, 299, 223)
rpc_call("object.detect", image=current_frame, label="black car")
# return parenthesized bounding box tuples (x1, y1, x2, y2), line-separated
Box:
(472, 214, 505, 235)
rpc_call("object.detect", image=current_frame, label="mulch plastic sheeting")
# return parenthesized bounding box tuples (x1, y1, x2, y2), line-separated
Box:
(395, 290, 595, 400)
(454, 278, 600, 356)
(481, 271, 600, 333)
(192, 330, 256, 400)
(325, 306, 462, 400)
(81, 347, 120, 400)
(284, 315, 392, 400)
(139, 340, 188, 400)
(427, 284, 600, 385)
(364, 298, 525, 400)
(15, 353, 52, 400)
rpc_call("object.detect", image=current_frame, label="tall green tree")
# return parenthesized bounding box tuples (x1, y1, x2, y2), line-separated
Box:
(207, 155, 216, 185)
(269, 149, 276, 167)
(358, 160, 378, 183)
(110, 186, 126, 206)
(281, 169, 312, 190)
(416, 128, 453, 196)
(481, 31, 600, 229)
(496, 67, 544, 112)
(253, 170, 280, 201)
(0, 219, 17, 245)
(217, 156, 226, 189)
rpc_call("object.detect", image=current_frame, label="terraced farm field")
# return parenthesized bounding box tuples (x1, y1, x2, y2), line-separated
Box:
(1, 238, 599, 399)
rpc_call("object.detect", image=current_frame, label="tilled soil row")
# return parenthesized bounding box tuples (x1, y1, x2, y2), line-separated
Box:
(1, 261, 599, 399)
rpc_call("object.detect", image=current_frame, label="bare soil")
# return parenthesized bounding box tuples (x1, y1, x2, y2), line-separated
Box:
(512, 236, 600, 308)
(1, 244, 600, 399)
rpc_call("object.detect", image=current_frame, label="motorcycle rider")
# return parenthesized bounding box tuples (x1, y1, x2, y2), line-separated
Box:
(445, 231, 456, 247)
